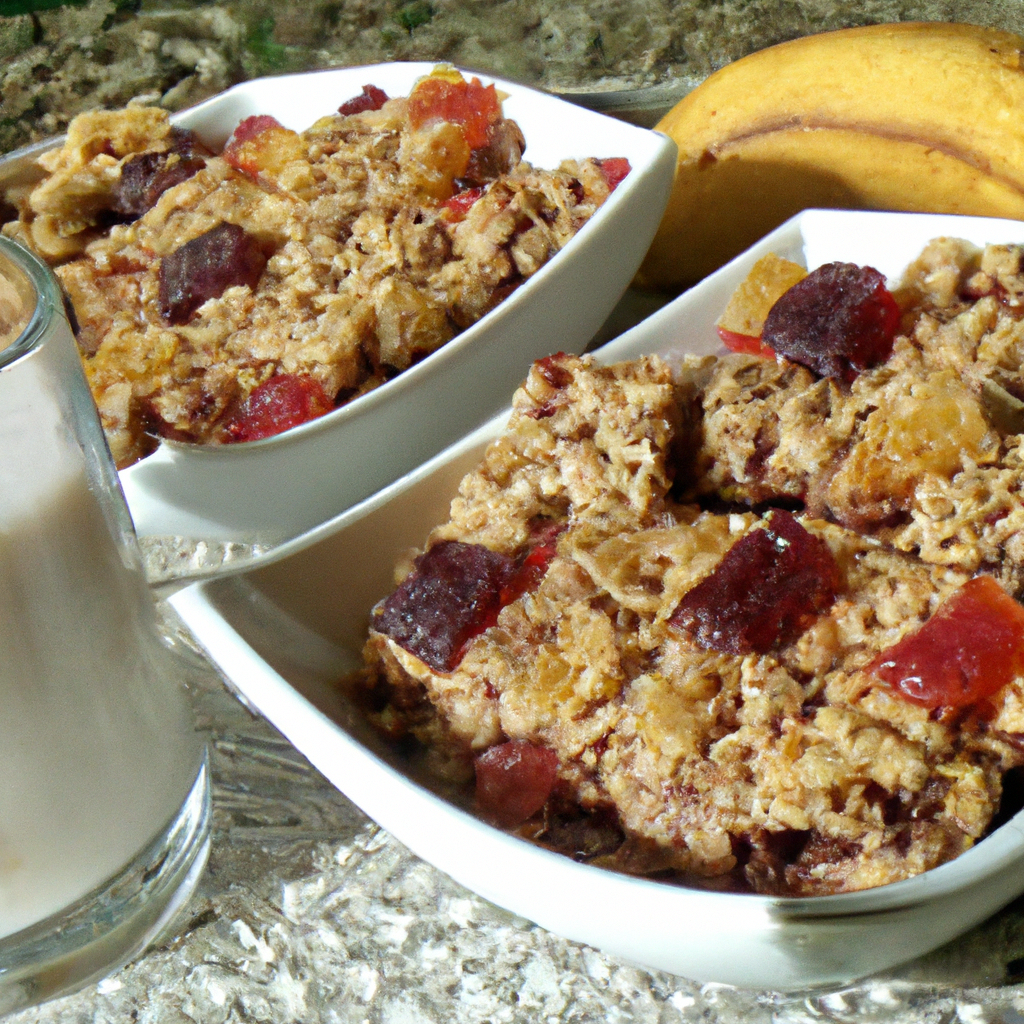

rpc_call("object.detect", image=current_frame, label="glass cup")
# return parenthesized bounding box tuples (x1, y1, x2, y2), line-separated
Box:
(0, 236, 210, 1012)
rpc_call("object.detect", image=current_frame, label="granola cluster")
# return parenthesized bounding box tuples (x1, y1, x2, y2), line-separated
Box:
(355, 238, 1024, 897)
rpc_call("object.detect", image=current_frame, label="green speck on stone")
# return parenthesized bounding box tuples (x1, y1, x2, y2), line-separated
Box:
(246, 15, 290, 72)
(0, 14, 34, 58)
(396, 0, 433, 34)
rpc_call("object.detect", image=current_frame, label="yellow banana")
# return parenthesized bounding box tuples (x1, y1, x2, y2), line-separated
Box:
(637, 22, 1024, 290)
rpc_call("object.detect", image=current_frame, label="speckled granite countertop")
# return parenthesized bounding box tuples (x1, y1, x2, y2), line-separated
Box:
(9, 4, 1024, 1019)
(4, 0, 1024, 150)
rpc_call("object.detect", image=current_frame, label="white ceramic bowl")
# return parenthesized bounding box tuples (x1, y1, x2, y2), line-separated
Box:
(5, 64, 674, 544)
(170, 210, 1024, 989)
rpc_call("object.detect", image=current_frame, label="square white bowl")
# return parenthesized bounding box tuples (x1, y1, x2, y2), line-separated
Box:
(43, 63, 672, 544)
(171, 209, 1024, 989)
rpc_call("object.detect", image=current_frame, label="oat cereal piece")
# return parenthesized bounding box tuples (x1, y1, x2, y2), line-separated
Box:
(353, 348, 1024, 896)
(2, 70, 624, 468)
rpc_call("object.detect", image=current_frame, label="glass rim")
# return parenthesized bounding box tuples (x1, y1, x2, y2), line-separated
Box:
(0, 235, 63, 372)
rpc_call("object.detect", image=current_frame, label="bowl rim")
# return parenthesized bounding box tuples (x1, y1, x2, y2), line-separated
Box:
(167, 208, 1024, 987)
(0, 62, 674, 461)
(172, 206, 1024, 908)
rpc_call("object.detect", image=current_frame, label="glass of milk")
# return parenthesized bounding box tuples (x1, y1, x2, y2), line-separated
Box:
(0, 236, 210, 1012)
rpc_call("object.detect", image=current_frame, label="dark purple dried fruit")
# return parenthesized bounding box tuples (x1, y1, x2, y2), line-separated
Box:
(159, 222, 268, 325)
(113, 128, 207, 221)
(372, 540, 516, 673)
(761, 262, 900, 382)
(535, 353, 573, 388)
(669, 510, 840, 654)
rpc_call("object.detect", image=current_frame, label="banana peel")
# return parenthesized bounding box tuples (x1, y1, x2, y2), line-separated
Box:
(638, 22, 1024, 291)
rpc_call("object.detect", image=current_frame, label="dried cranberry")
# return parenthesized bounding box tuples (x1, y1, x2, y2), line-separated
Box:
(228, 114, 282, 146)
(871, 576, 1024, 710)
(499, 520, 565, 606)
(222, 115, 286, 175)
(761, 263, 900, 382)
(535, 353, 573, 388)
(475, 740, 559, 827)
(338, 84, 389, 116)
(408, 76, 501, 149)
(597, 157, 631, 191)
(159, 223, 268, 325)
(373, 540, 516, 673)
(224, 373, 333, 442)
(442, 186, 485, 221)
(115, 151, 205, 220)
(669, 510, 841, 655)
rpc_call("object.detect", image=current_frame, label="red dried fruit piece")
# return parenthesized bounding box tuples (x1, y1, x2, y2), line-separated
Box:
(408, 75, 501, 149)
(222, 115, 305, 177)
(761, 262, 900, 383)
(225, 374, 333, 442)
(475, 740, 559, 827)
(375, 527, 565, 672)
(373, 540, 516, 673)
(338, 84, 389, 116)
(229, 115, 282, 145)
(442, 186, 485, 220)
(500, 520, 565, 606)
(527, 516, 566, 549)
(716, 326, 777, 358)
(670, 510, 841, 655)
(870, 575, 1024, 710)
(597, 157, 631, 191)
(159, 222, 268, 325)
(223, 115, 283, 173)
(114, 151, 205, 220)
(535, 352, 573, 388)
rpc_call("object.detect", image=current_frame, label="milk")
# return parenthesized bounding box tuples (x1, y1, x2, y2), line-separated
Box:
(0, 325, 201, 939)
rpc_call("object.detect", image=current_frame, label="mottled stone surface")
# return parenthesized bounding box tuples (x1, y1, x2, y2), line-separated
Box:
(4, 0, 1024, 151)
